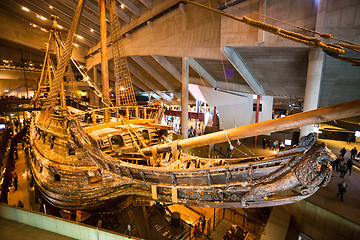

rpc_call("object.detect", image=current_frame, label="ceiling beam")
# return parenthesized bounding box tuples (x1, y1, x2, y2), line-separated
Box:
(152, 55, 196, 100)
(222, 46, 265, 95)
(189, 77, 253, 93)
(21, 0, 100, 42)
(128, 62, 172, 102)
(140, 0, 153, 9)
(131, 56, 181, 100)
(118, 0, 140, 17)
(40, 0, 102, 34)
(187, 58, 217, 88)
(131, 77, 160, 100)
(1, 1, 90, 49)
(151, 55, 181, 83)
(116, 6, 131, 23)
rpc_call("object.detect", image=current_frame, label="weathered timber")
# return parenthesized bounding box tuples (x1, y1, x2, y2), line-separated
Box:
(141, 99, 360, 155)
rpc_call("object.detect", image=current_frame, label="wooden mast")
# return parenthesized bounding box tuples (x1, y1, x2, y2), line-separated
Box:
(99, 0, 111, 122)
(141, 99, 360, 155)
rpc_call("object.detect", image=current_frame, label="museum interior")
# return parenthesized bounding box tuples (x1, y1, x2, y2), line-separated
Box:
(0, 0, 360, 239)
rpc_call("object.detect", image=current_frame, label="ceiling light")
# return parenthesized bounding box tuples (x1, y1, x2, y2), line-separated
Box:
(120, 4, 125, 9)
(22, 7, 29, 12)
(40, 16, 47, 20)
(58, 25, 63, 29)
(3, 60, 9, 63)
(41, 28, 47, 32)
(49, 5, 53, 9)
(32, 23, 37, 27)
(76, 35, 84, 40)
(73, 43, 79, 47)
(90, 28, 94, 32)
(120, 87, 125, 91)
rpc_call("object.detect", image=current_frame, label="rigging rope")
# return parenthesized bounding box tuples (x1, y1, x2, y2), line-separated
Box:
(186, 0, 358, 56)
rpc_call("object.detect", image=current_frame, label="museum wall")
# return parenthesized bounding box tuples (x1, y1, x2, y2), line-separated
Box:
(283, 200, 360, 240)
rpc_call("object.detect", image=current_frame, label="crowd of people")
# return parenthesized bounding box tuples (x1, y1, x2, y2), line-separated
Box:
(262, 138, 285, 151)
(333, 146, 359, 202)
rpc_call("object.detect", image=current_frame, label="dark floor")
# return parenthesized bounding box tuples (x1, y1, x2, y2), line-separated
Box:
(0, 217, 76, 240)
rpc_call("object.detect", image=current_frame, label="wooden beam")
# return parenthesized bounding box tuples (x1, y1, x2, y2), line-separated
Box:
(222, 46, 265, 95)
(187, 58, 217, 88)
(99, 0, 111, 122)
(84, 119, 155, 133)
(141, 99, 360, 155)
(131, 56, 181, 100)
(137, 123, 173, 130)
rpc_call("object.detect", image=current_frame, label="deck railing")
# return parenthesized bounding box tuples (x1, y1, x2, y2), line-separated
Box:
(73, 105, 161, 124)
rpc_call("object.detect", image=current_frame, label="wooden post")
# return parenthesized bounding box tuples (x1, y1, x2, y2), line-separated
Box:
(213, 106, 216, 133)
(99, 0, 110, 122)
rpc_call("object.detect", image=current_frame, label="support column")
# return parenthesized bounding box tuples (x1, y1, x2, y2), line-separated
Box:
(181, 57, 189, 139)
(300, 48, 324, 137)
(92, 66, 100, 107)
(99, 0, 110, 122)
(300, 0, 326, 137)
(213, 106, 216, 133)
(254, 95, 260, 147)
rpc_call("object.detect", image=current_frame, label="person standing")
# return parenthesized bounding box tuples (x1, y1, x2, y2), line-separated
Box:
(340, 147, 346, 157)
(200, 216, 206, 233)
(350, 147, 357, 159)
(332, 156, 340, 171)
(340, 163, 347, 178)
(263, 138, 267, 149)
(17, 200, 24, 208)
(347, 158, 354, 176)
(337, 181, 348, 201)
(193, 223, 199, 238)
(13, 173, 18, 191)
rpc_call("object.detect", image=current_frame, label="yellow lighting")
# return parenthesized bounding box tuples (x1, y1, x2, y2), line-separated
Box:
(76, 35, 84, 40)
(73, 43, 79, 47)
(120, 87, 125, 91)
(58, 25, 63, 29)
(90, 28, 94, 32)
(41, 28, 47, 32)
(120, 4, 125, 9)
(49, 5, 53, 9)
(22, 7, 29, 12)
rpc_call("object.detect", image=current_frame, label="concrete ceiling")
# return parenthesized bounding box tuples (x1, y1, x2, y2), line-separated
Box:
(0, 0, 359, 108)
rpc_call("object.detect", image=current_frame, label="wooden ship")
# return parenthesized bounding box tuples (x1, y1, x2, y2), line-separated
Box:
(27, 0, 360, 210)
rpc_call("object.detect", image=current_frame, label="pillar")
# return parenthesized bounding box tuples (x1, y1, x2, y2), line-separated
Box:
(254, 95, 260, 147)
(181, 57, 189, 139)
(300, 48, 324, 137)
(213, 106, 216, 133)
(300, 0, 326, 137)
(99, 0, 110, 122)
(89, 67, 100, 107)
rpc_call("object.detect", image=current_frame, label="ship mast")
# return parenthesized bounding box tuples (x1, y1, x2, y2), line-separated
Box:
(99, 0, 111, 122)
